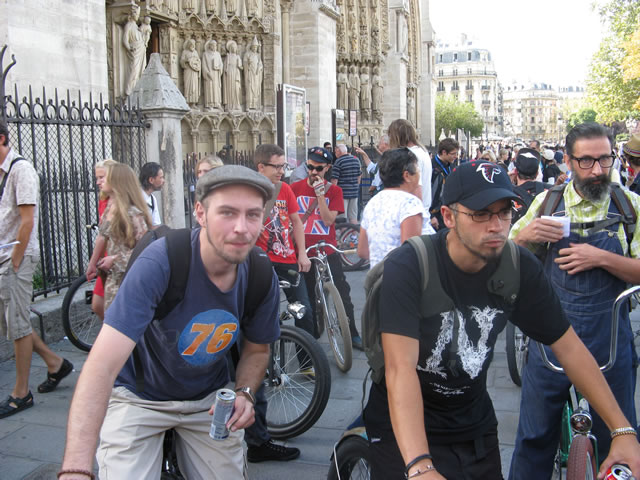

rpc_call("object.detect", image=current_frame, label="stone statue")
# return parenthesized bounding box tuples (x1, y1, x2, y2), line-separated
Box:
(167, 0, 179, 14)
(149, 0, 163, 11)
(371, 26, 380, 53)
(337, 65, 349, 110)
(244, 36, 263, 110)
(140, 16, 152, 46)
(360, 65, 371, 118)
(398, 13, 408, 54)
(183, 0, 197, 13)
(180, 39, 201, 107)
(246, 0, 260, 17)
(226, 0, 238, 17)
(205, 0, 217, 14)
(202, 39, 223, 110)
(224, 40, 243, 111)
(407, 89, 416, 125)
(122, 5, 150, 97)
(348, 65, 360, 111)
(372, 65, 383, 113)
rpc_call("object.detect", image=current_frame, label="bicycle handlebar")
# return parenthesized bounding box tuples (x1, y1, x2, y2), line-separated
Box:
(305, 241, 354, 256)
(537, 284, 640, 374)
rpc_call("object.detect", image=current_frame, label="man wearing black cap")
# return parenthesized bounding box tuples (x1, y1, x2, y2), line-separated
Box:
(60, 165, 281, 479)
(291, 147, 362, 349)
(362, 160, 640, 479)
(511, 148, 549, 224)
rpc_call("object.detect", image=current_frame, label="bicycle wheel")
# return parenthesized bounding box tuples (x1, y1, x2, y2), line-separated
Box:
(506, 323, 529, 387)
(61, 275, 101, 352)
(566, 435, 597, 480)
(335, 223, 369, 272)
(322, 282, 352, 372)
(265, 325, 331, 440)
(327, 435, 372, 480)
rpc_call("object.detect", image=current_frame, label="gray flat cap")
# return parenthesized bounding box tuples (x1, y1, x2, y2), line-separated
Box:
(196, 164, 274, 203)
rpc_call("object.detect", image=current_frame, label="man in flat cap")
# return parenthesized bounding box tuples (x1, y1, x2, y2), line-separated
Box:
(59, 165, 280, 479)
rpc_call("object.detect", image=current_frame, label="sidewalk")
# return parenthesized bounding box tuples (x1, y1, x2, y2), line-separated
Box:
(0, 269, 638, 479)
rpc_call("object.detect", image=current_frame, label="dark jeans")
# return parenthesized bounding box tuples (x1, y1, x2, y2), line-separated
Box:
(303, 252, 359, 338)
(366, 421, 503, 480)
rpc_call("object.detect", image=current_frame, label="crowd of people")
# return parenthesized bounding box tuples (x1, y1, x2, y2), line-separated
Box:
(2, 115, 640, 479)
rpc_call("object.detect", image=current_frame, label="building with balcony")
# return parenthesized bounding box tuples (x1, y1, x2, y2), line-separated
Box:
(503, 83, 562, 144)
(435, 34, 500, 140)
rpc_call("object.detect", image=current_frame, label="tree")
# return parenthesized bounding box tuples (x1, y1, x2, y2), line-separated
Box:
(586, 1, 640, 122)
(566, 108, 598, 132)
(435, 96, 484, 139)
(622, 21, 640, 110)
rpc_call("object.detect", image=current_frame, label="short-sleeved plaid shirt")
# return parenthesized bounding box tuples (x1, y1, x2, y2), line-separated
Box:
(510, 181, 640, 258)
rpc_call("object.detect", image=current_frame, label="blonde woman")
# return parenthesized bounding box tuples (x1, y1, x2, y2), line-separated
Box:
(195, 154, 223, 179)
(90, 159, 118, 319)
(86, 163, 151, 309)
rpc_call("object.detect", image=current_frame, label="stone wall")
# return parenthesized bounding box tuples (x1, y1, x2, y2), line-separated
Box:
(0, 0, 108, 97)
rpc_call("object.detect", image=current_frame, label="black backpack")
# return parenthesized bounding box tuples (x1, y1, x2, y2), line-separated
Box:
(361, 234, 520, 384)
(511, 181, 547, 225)
(123, 227, 274, 392)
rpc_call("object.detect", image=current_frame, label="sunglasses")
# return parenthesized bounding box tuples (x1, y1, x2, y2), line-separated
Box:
(306, 164, 326, 172)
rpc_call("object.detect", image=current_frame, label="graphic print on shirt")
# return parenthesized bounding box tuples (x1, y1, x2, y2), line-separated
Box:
(417, 306, 502, 385)
(297, 195, 331, 235)
(262, 199, 295, 258)
(178, 309, 239, 366)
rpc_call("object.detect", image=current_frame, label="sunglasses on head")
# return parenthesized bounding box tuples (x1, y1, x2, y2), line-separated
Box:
(306, 164, 326, 172)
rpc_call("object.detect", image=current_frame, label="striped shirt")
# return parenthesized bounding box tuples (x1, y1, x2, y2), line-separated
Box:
(332, 154, 361, 199)
(510, 181, 640, 258)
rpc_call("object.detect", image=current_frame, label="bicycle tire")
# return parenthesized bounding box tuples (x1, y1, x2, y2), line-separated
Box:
(322, 282, 352, 372)
(327, 435, 372, 480)
(61, 275, 101, 352)
(265, 325, 331, 439)
(506, 323, 529, 387)
(566, 435, 597, 480)
(335, 223, 369, 272)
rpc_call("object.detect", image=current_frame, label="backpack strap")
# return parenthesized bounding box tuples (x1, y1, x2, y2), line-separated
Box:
(487, 239, 520, 305)
(301, 183, 331, 224)
(263, 181, 282, 219)
(537, 184, 566, 218)
(0, 157, 26, 201)
(609, 183, 637, 250)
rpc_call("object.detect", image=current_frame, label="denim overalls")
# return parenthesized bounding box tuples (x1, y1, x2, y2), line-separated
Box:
(509, 201, 637, 480)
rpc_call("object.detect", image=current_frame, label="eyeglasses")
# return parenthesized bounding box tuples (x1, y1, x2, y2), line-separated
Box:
(306, 164, 326, 172)
(570, 154, 615, 169)
(263, 162, 287, 171)
(449, 207, 512, 223)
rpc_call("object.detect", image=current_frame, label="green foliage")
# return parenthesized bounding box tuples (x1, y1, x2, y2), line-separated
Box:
(435, 96, 484, 138)
(566, 108, 598, 132)
(587, 1, 640, 122)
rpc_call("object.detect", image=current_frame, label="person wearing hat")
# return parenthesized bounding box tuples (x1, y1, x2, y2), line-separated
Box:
(541, 148, 562, 184)
(291, 147, 362, 349)
(511, 148, 551, 224)
(59, 165, 281, 479)
(509, 122, 640, 479)
(623, 133, 640, 193)
(361, 159, 640, 480)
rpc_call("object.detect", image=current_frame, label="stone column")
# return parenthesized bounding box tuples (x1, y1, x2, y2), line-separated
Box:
(130, 53, 190, 228)
(418, 1, 436, 147)
(382, 0, 410, 123)
(281, 0, 292, 84)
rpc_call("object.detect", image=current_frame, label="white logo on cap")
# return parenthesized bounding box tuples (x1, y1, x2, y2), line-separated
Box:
(520, 152, 538, 160)
(476, 163, 501, 183)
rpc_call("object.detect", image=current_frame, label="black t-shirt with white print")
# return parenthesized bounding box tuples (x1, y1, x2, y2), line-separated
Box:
(365, 229, 570, 445)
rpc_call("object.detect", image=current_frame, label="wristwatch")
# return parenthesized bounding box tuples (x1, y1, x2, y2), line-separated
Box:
(234, 387, 256, 405)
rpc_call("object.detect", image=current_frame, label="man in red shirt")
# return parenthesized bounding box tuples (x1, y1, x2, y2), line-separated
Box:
(290, 147, 362, 349)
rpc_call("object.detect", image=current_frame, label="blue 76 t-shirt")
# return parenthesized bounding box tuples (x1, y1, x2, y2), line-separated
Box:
(105, 229, 280, 401)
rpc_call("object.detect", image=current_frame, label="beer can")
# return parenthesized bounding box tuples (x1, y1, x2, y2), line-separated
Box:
(209, 388, 236, 441)
(604, 464, 634, 480)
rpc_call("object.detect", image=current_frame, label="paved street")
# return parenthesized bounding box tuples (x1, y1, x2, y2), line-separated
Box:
(1, 268, 639, 479)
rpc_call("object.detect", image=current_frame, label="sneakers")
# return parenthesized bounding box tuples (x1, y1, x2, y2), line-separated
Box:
(352, 335, 364, 351)
(247, 439, 301, 463)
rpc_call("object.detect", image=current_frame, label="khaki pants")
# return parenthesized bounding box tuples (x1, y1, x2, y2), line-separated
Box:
(97, 387, 247, 480)
(0, 255, 37, 341)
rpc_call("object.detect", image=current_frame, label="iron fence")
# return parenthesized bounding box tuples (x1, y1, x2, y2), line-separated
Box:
(183, 150, 256, 228)
(1, 46, 148, 297)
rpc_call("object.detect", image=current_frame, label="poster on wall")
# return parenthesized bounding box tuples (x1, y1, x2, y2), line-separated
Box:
(349, 110, 357, 137)
(277, 84, 307, 169)
(332, 109, 348, 148)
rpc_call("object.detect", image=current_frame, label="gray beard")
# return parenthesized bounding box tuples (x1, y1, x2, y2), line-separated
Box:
(573, 172, 611, 203)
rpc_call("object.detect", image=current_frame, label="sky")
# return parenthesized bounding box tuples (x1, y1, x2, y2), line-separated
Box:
(428, 0, 606, 88)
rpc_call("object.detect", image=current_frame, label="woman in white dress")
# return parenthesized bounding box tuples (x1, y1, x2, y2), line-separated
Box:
(357, 148, 434, 268)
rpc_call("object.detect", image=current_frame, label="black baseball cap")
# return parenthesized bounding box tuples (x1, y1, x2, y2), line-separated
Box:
(308, 147, 332, 164)
(443, 161, 519, 210)
(196, 164, 274, 203)
(514, 148, 541, 176)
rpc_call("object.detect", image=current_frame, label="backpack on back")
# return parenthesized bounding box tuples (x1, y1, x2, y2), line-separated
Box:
(123, 227, 274, 392)
(361, 235, 520, 384)
(511, 182, 547, 225)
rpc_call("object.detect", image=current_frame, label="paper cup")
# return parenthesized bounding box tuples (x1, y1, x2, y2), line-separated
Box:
(541, 215, 570, 237)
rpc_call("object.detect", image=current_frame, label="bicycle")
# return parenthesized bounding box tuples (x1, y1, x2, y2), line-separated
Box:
(335, 220, 369, 272)
(327, 415, 372, 480)
(540, 285, 640, 480)
(306, 241, 354, 372)
(264, 272, 332, 439)
(506, 322, 529, 387)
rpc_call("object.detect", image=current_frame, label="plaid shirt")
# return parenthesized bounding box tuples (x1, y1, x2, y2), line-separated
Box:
(510, 181, 640, 258)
